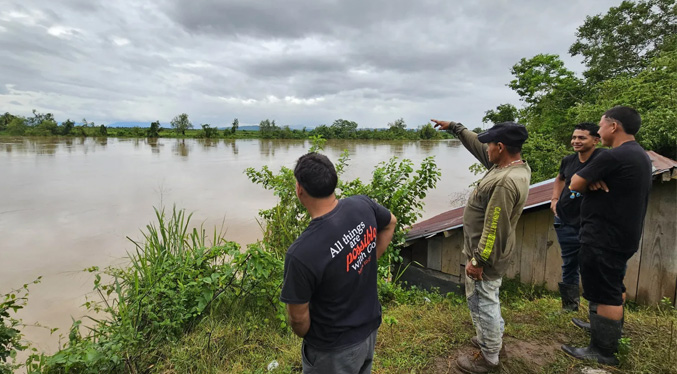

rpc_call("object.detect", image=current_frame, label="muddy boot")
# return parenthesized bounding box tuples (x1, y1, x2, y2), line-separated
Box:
(561, 313, 622, 366)
(572, 301, 596, 332)
(456, 351, 499, 373)
(470, 336, 507, 358)
(559, 282, 580, 312)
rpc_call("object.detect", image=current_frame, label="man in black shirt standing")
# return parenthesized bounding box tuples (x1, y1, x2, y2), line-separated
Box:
(562, 106, 652, 366)
(280, 153, 397, 374)
(550, 123, 605, 311)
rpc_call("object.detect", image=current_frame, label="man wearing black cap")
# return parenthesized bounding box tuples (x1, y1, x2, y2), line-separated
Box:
(432, 120, 531, 373)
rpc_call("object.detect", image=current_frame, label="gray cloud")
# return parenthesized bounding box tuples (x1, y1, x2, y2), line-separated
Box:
(0, 0, 623, 127)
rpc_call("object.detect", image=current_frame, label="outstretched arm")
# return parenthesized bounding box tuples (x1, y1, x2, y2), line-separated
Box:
(431, 119, 491, 168)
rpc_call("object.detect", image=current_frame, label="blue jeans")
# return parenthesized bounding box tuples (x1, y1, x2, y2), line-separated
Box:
(554, 217, 581, 286)
(465, 274, 504, 365)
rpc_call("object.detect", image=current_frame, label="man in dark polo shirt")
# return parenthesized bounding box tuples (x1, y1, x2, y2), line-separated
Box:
(280, 152, 397, 374)
(550, 123, 605, 311)
(561, 106, 652, 365)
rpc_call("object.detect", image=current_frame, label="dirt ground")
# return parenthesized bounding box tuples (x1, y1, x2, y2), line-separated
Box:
(430, 335, 571, 374)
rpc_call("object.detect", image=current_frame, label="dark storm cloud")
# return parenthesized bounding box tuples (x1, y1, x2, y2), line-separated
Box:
(0, 0, 624, 127)
(162, 0, 426, 39)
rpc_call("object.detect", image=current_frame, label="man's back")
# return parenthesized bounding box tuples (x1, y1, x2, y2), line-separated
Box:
(281, 195, 391, 349)
(577, 141, 652, 253)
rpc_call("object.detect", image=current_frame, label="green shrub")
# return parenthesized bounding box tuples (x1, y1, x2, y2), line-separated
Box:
(1, 278, 41, 374)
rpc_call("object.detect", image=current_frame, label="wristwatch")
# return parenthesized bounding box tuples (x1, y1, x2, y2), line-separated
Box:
(471, 257, 478, 267)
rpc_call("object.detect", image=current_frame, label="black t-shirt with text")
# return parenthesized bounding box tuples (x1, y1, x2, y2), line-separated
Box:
(556, 148, 606, 227)
(577, 141, 652, 253)
(280, 195, 392, 350)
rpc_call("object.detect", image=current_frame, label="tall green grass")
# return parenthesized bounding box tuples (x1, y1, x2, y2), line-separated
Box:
(33, 206, 282, 374)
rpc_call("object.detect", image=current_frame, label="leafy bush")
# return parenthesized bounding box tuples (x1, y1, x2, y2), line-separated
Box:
(40, 207, 283, 373)
(1, 278, 41, 374)
(246, 136, 441, 280)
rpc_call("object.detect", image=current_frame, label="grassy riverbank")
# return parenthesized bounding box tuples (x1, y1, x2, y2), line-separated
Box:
(145, 280, 677, 374)
(7, 207, 676, 374)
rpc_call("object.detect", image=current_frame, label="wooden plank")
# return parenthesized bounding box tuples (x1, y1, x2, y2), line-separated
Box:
(530, 210, 549, 285)
(520, 213, 539, 284)
(441, 230, 464, 276)
(505, 216, 525, 279)
(427, 236, 443, 271)
(543, 211, 562, 291)
(635, 181, 677, 305)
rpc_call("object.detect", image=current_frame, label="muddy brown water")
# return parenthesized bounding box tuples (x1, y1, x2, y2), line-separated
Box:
(0, 137, 478, 355)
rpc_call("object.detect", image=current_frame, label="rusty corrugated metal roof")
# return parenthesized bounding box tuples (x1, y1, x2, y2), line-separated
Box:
(406, 150, 677, 241)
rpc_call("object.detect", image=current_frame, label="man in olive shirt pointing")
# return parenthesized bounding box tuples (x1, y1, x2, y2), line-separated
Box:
(433, 120, 531, 373)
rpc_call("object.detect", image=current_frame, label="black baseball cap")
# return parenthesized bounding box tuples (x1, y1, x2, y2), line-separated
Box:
(477, 121, 528, 147)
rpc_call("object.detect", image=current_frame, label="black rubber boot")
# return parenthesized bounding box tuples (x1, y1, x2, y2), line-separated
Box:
(572, 303, 624, 335)
(559, 282, 580, 312)
(561, 313, 622, 366)
(572, 301, 596, 332)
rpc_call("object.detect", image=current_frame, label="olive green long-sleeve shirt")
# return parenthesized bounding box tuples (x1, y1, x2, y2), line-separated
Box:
(451, 124, 531, 280)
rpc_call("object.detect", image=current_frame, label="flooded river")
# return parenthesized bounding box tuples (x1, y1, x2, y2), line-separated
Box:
(0, 136, 478, 354)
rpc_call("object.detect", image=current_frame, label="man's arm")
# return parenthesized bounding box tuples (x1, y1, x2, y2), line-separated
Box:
(286, 303, 310, 338)
(550, 174, 565, 216)
(571, 173, 609, 193)
(431, 119, 491, 168)
(376, 213, 397, 260)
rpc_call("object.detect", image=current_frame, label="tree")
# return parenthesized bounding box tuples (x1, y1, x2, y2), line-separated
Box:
(0, 112, 16, 131)
(509, 54, 583, 105)
(98, 125, 108, 137)
(258, 119, 279, 138)
(482, 104, 518, 124)
(570, 37, 677, 158)
(147, 121, 161, 138)
(570, 0, 677, 83)
(231, 118, 239, 134)
(330, 119, 358, 138)
(27, 110, 55, 127)
(6, 117, 26, 136)
(388, 118, 407, 132)
(200, 124, 218, 138)
(418, 123, 439, 139)
(509, 54, 586, 143)
(60, 119, 74, 136)
(171, 113, 193, 136)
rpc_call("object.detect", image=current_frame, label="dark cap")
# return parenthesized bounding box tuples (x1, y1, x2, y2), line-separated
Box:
(477, 121, 528, 147)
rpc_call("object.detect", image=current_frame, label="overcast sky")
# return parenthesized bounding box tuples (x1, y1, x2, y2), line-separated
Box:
(0, 0, 623, 128)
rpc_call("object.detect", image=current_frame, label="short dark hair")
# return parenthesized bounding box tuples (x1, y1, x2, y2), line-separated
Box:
(574, 122, 600, 137)
(294, 152, 337, 198)
(603, 106, 642, 135)
(504, 144, 522, 155)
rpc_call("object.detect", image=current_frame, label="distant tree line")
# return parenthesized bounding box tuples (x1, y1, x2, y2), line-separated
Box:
(0, 111, 451, 141)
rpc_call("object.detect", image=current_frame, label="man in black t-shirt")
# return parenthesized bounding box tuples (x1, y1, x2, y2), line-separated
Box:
(550, 123, 605, 311)
(280, 152, 397, 374)
(561, 106, 652, 366)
